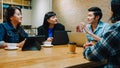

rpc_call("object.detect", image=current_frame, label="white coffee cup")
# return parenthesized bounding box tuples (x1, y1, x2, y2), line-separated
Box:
(7, 43, 18, 49)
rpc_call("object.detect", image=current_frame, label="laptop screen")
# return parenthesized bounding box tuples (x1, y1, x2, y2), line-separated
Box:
(22, 35, 46, 51)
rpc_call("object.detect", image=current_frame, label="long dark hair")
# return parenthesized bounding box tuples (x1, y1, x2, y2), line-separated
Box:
(110, 0, 120, 23)
(43, 11, 56, 29)
(6, 6, 21, 23)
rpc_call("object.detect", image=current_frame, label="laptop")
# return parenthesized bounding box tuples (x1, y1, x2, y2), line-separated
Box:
(52, 31, 69, 45)
(68, 32, 88, 46)
(22, 35, 46, 51)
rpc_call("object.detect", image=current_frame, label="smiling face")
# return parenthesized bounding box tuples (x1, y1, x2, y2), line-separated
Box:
(47, 16, 57, 25)
(87, 11, 99, 24)
(87, 12, 96, 24)
(10, 9, 22, 24)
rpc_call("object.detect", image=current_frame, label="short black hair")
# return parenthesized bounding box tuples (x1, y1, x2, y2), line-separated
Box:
(110, 0, 120, 23)
(88, 7, 102, 21)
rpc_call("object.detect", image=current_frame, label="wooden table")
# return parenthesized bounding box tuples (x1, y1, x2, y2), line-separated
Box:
(0, 45, 106, 68)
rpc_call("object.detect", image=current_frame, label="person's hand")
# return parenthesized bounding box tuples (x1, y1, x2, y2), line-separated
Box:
(83, 41, 94, 49)
(47, 37, 53, 42)
(83, 26, 91, 34)
(80, 22, 92, 34)
(76, 22, 86, 32)
(17, 39, 26, 48)
(80, 22, 86, 29)
(17, 43, 22, 48)
(0, 43, 7, 48)
(76, 25, 81, 32)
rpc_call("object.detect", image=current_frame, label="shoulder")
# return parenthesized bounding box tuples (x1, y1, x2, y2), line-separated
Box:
(54, 23, 65, 30)
(112, 21, 120, 26)
(0, 23, 3, 27)
(0, 23, 8, 26)
(104, 21, 120, 35)
(0, 23, 12, 30)
(103, 22, 110, 26)
(99, 21, 109, 26)
(38, 25, 44, 29)
(0, 23, 7, 35)
(0, 23, 4, 30)
(110, 21, 120, 30)
(55, 23, 64, 27)
(0, 23, 8, 30)
(99, 21, 111, 28)
(37, 25, 45, 30)
(1, 22, 9, 26)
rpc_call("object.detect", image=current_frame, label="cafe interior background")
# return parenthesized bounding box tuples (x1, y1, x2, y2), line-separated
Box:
(0, 0, 110, 36)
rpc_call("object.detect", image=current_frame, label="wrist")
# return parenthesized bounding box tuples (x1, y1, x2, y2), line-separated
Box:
(0, 41, 5, 47)
(88, 32, 92, 35)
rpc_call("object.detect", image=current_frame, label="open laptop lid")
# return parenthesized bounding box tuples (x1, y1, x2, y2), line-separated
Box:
(68, 32, 88, 46)
(52, 31, 69, 45)
(22, 35, 46, 51)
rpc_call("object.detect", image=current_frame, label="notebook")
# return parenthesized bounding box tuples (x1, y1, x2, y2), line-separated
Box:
(68, 32, 88, 46)
(22, 35, 46, 51)
(52, 31, 69, 45)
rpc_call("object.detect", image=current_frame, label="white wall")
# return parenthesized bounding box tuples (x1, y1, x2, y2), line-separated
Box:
(32, 0, 52, 28)
(22, 9, 32, 25)
(52, 0, 110, 32)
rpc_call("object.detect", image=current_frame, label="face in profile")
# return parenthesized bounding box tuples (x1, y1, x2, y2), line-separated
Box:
(87, 11, 97, 24)
(47, 16, 57, 25)
(10, 9, 22, 24)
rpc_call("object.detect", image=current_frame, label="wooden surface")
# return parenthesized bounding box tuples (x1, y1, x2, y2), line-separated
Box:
(0, 45, 105, 68)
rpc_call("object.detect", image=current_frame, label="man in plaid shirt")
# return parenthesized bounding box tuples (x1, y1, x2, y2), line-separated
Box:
(83, 0, 120, 68)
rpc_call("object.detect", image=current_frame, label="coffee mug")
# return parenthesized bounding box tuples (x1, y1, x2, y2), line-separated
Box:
(7, 43, 18, 49)
(68, 42, 76, 54)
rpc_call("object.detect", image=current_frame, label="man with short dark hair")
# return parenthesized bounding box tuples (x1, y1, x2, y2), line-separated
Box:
(78, 7, 110, 43)
(83, 0, 120, 67)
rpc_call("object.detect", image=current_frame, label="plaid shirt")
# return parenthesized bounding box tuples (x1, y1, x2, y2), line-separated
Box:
(83, 21, 120, 68)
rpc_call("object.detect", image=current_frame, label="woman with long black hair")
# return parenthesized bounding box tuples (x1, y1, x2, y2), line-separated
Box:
(37, 11, 65, 42)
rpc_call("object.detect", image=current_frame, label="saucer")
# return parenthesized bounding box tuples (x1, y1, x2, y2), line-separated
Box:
(42, 45, 53, 48)
(4, 47, 19, 50)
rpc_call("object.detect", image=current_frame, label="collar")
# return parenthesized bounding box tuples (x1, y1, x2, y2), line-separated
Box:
(3, 22, 18, 31)
(88, 21, 104, 32)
